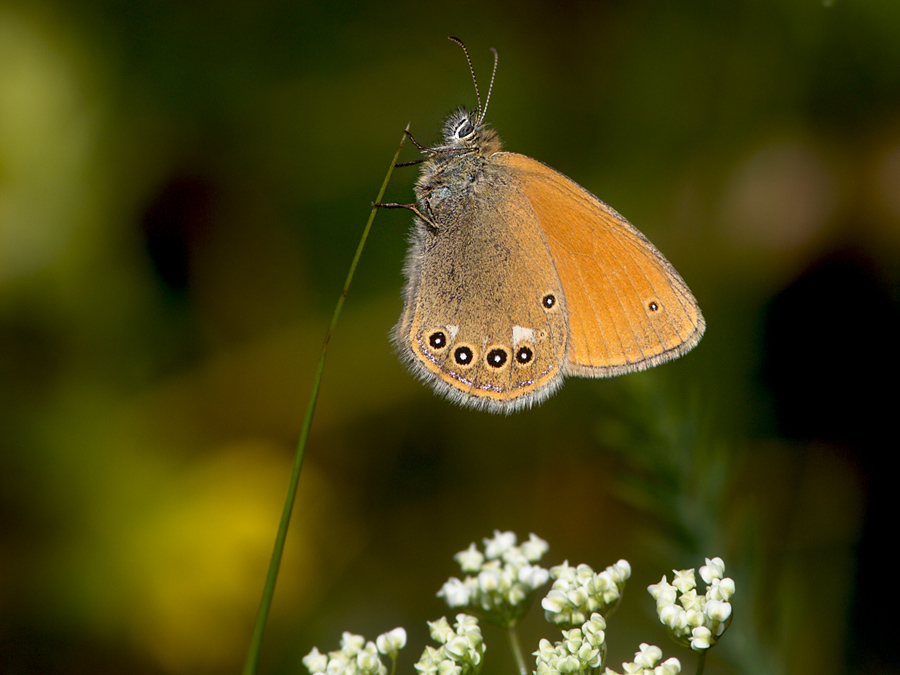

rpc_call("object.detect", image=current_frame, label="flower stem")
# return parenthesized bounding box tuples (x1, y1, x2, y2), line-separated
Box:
(241, 125, 410, 675)
(507, 626, 527, 675)
(694, 649, 706, 675)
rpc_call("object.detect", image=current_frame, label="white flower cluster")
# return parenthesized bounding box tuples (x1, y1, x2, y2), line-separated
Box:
(437, 531, 550, 627)
(541, 560, 631, 628)
(303, 629, 407, 675)
(647, 557, 735, 652)
(602, 643, 681, 675)
(414, 614, 485, 675)
(534, 613, 608, 675)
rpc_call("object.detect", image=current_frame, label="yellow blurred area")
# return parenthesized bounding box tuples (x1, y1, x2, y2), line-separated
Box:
(0, 3, 108, 286)
(0, 6, 363, 670)
(42, 438, 342, 673)
(1, 0, 898, 674)
(7, 308, 361, 672)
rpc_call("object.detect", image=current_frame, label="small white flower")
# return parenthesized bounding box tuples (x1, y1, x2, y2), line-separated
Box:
(550, 561, 575, 581)
(582, 614, 606, 648)
(557, 654, 581, 673)
(699, 558, 725, 584)
(455, 613, 478, 628)
(705, 599, 732, 623)
(683, 608, 705, 629)
(454, 614, 482, 648)
(710, 577, 736, 601)
(477, 567, 502, 593)
(326, 655, 349, 675)
(542, 589, 570, 613)
(356, 645, 381, 674)
(690, 626, 712, 651)
(575, 564, 594, 582)
(659, 604, 685, 632)
(576, 642, 599, 665)
(658, 657, 682, 674)
(513, 585, 532, 607)
(521, 533, 550, 561)
(566, 586, 590, 607)
(519, 563, 550, 589)
(609, 559, 632, 583)
(535, 638, 556, 658)
(591, 570, 613, 594)
(454, 544, 485, 573)
(562, 627, 583, 654)
(438, 578, 473, 608)
(414, 646, 440, 675)
(634, 642, 662, 667)
(455, 618, 478, 637)
(376, 628, 407, 656)
(414, 660, 437, 675)
(444, 636, 470, 660)
(647, 576, 676, 604)
(436, 659, 461, 675)
(483, 531, 517, 559)
(678, 589, 701, 612)
(303, 647, 328, 674)
(671, 569, 696, 594)
(341, 633, 366, 655)
(498, 566, 516, 592)
(503, 551, 529, 571)
(601, 589, 620, 605)
(428, 617, 454, 644)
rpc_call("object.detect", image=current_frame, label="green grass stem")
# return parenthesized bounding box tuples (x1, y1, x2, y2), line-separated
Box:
(242, 125, 410, 675)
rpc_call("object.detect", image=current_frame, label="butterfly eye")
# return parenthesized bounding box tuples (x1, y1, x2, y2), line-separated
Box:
(455, 119, 475, 139)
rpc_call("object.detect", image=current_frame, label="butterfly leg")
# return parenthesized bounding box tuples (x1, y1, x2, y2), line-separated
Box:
(372, 200, 439, 231)
(390, 130, 431, 167)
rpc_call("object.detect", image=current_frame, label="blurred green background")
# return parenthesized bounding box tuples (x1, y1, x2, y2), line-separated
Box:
(1, 0, 898, 673)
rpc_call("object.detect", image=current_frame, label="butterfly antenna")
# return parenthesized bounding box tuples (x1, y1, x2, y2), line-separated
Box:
(481, 47, 498, 121)
(448, 36, 482, 117)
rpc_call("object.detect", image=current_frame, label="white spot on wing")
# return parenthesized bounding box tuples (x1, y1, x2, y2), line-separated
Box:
(446, 324, 459, 341)
(512, 326, 534, 345)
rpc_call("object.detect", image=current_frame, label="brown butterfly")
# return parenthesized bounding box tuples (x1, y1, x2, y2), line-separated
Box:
(381, 38, 704, 412)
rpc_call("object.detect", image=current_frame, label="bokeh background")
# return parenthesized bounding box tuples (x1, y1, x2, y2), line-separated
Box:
(2, 0, 898, 673)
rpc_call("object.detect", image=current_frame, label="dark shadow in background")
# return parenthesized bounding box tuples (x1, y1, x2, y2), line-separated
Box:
(763, 246, 899, 675)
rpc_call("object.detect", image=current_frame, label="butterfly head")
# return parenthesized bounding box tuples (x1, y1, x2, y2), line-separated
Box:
(439, 107, 501, 155)
(431, 39, 502, 157)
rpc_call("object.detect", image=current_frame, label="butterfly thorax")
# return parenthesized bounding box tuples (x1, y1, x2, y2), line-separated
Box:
(414, 108, 505, 214)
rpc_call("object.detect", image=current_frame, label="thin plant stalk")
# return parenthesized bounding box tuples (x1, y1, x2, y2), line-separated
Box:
(242, 126, 410, 675)
(695, 649, 706, 675)
(507, 626, 528, 675)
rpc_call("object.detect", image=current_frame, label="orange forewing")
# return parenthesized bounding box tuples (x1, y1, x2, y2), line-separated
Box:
(496, 152, 705, 375)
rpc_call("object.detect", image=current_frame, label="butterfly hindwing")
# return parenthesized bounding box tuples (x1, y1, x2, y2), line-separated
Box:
(394, 177, 570, 411)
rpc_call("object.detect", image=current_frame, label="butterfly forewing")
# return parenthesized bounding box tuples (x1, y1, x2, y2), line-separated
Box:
(497, 152, 705, 375)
